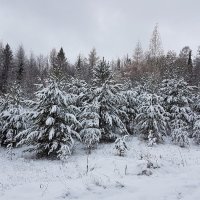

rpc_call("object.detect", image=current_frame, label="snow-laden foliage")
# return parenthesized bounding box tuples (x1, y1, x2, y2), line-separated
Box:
(148, 130, 157, 146)
(192, 91, 200, 144)
(0, 84, 27, 147)
(0, 96, 6, 145)
(67, 77, 89, 107)
(193, 118, 200, 145)
(67, 77, 88, 96)
(170, 111, 190, 147)
(0, 104, 26, 147)
(121, 89, 139, 134)
(171, 124, 189, 148)
(79, 101, 101, 153)
(0, 96, 5, 109)
(115, 135, 129, 156)
(137, 74, 159, 94)
(0, 96, 5, 130)
(193, 96, 200, 113)
(136, 93, 169, 143)
(191, 88, 200, 113)
(16, 77, 81, 158)
(92, 81, 128, 141)
(160, 78, 194, 112)
(160, 78, 194, 146)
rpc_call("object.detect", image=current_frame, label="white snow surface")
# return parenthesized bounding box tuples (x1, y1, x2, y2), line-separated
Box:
(0, 137, 200, 200)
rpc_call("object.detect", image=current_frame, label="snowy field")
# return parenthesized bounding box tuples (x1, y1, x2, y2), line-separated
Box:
(1, 137, 200, 200)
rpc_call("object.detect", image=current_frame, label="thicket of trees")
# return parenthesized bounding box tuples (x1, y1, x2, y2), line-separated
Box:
(1, 25, 200, 158)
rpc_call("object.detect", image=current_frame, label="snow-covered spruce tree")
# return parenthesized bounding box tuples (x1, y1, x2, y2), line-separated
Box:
(193, 87, 200, 113)
(67, 77, 101, 152)
(0, 83, 27, 147)
(121, 88, 139, 134)
(193, 91, 200, 145)
(16, 73, 81, 159)
(79, 101, 101, 153)
(136, 93, 169, 145)
(159, 78, 194, 147)
(191, 87, 200, 145)
(88, 58, 128, 142)
(0, 95, 6, 144)
(171, 120, 189, 147)
(115, 135, 129, 156)
(193, 118, 200, 145)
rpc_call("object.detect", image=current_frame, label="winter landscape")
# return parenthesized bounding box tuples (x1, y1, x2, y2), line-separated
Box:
(0, 0, 200, 199)
(1, 138, 200, 200)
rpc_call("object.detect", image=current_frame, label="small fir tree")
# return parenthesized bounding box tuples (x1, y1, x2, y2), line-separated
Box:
(171, 120, 189, 147)
(0, 83, 27, 147)
(91, 58, 128, 141)
(160, 78, 194, 146)
(16, 76, 81, 158)
(79, 101, 101, 153)
(121, 88, 139, 134)
(136, 93, 169, 144)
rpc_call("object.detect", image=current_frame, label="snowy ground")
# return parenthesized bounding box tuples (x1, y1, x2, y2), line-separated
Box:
(1, 137, 200, 200)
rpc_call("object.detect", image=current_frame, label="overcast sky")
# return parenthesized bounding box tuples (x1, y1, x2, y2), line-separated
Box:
(0, 0, 199, 61)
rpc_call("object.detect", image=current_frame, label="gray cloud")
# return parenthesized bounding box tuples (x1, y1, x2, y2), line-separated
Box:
(0, 0, 199, 61)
